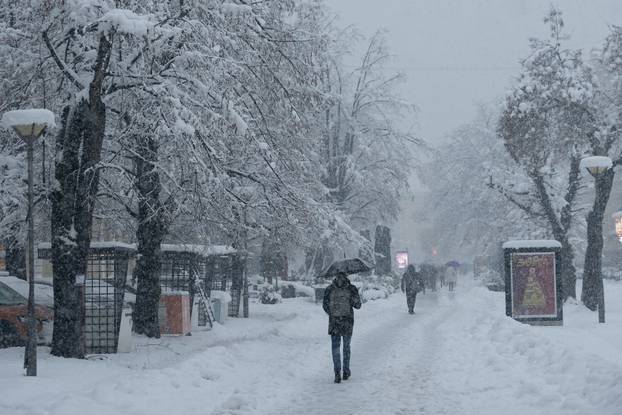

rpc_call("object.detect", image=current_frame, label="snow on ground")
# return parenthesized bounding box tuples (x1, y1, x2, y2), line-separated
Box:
(1, 278, 622, 415)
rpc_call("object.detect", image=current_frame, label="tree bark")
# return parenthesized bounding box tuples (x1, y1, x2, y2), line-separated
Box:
(51, 103, 86, 358)
(51, 35, 111, 358)
(374, 225, 391, 275)
(132, 135, 165, 338)
(559, 236, 577, 300)
(532, 172, 578, 300)
(581, 169, 614, 310)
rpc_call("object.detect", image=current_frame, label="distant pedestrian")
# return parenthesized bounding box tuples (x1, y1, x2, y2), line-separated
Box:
(445, 266, 458, 291)
(323, 272, 362, 384)
(401, 264, 423, 314)
(428, 265, 438, 291)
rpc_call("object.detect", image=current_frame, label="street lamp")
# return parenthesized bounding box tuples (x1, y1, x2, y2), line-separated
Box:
(1, 109, 55, 376)
(580, 155, 613, 324)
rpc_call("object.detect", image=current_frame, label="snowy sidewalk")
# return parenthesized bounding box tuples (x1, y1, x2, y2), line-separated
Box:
(264, 292, 459, 415)
(1, 279, 622, 415)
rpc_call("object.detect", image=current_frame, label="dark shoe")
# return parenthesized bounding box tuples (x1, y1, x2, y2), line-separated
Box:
(343, 370, 350, 380)
(408, 310, 414, 314)
(334, 373, 341, 383)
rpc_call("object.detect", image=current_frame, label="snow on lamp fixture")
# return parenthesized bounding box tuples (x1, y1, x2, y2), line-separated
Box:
(1, 109, 56, 138)
(580, 156, 612, 177)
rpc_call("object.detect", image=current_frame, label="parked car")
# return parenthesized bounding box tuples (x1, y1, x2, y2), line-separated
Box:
(0, 281, 53, 347)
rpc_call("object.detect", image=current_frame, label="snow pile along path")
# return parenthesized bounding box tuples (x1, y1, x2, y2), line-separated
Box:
(435, 283, 622, 415)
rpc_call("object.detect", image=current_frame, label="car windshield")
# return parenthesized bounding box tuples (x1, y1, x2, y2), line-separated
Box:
(0, 281, 27, 305)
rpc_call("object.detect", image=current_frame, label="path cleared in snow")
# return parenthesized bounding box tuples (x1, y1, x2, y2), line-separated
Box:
(1, 279, 622, 415)
(264, 292, 457, 415)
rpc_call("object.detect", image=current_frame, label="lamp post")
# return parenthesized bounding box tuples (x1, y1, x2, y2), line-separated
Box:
(1, 109, 55, 376)
(580, 155, 613, 324)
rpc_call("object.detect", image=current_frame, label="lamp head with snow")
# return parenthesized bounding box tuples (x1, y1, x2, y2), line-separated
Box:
(1, 109, 56, 140)
(580, 156, 613, 178)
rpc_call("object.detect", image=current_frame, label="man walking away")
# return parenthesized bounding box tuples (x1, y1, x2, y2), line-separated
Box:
(323, 272, 362, 384)
(445, 265, 458, 291)
(401, 264, 422, 314)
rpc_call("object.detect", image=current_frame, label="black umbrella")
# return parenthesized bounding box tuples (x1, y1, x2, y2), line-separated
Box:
(320, 258, 373, 278)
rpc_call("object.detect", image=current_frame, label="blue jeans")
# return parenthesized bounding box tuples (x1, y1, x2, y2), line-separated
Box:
(331, 335, 351, 374)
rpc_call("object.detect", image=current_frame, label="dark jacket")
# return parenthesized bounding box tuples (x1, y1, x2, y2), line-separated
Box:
(401, 267, 423, 296)
(323, 275, 362, 336)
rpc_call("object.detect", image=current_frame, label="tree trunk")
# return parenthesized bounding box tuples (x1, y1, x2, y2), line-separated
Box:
(374, 225, 391, 275)
(532, 173, 578, 300)
(581, 169, 614, 310)
(559, 236, 577, 300)
(358, 229, 373, 276)
(51, 35, 111, 358)
(51, 103, 86, 358)
(132, 135, 165, 338)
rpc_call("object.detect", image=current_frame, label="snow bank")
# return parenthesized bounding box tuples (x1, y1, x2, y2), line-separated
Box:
(502, 239, 561, 249)
(2, 276, 621, 414)
(437, 280, 622, 414)
(1, 109, 56, 129)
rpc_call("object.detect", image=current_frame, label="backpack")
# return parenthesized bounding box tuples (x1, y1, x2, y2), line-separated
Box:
(404, 272, 418, 293)
(329, 286, 351, 317)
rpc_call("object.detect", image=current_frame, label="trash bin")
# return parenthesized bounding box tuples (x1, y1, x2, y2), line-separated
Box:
(210, 290, 231, 324)
(159, 292, 191, 335)
(117, 307, 133, 352)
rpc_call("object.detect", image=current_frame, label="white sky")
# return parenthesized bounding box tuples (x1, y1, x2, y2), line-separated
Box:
(325, 0, 622, 260)
(326, 0, 622, 145)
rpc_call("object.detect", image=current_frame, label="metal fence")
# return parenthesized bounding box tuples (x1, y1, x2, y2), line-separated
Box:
(84, 247, 132, 354)
(37, 243, 134, 354)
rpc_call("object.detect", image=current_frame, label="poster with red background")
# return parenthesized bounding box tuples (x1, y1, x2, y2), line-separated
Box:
(510, 252, 556, 318)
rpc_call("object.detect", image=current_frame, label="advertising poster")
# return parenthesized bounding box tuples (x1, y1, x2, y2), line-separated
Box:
(510, 252, 557, 318)
(395, 251, 408, 269)
(0, 243, 5, 271)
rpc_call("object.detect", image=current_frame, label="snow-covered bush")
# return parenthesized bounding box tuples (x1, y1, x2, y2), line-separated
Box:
(360, 285, 389, 302)
(288, 281, 316, 298)
(350, 272, 399, 303)
(482, 269, 505, 292)
(259, 285, 282, 304)
(280, 284, 296, 298)
(602, 267, 622, 281)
